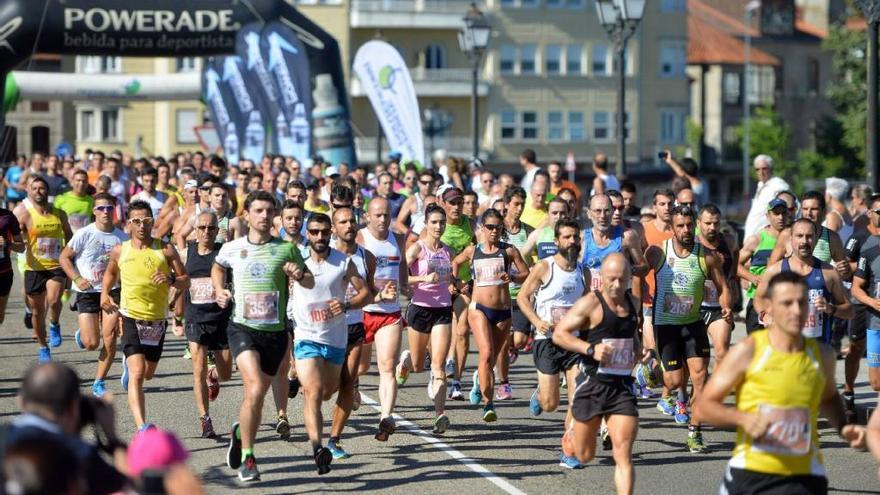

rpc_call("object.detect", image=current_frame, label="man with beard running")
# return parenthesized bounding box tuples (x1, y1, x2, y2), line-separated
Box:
(517, 218, 588, 468)
(58, 193, 127, 397)
(697, 204, 738, 363)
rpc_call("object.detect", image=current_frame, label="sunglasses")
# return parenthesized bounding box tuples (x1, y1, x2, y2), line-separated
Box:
(94, 205, 114, 213)
(128, 218, 154, 226)
(308, 228, 331, 236)
(199, 186, 211, 191)
(197, 225, 218, 231)
(419, 180, 433, 186)
(446, 198, 463, 206)
(483, 223, 502, 231)
(331, 203, 350, 209)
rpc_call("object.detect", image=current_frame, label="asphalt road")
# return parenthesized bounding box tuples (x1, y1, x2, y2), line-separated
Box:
(0, 277, 878, 494)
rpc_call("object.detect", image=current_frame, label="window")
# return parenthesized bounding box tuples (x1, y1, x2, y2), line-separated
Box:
(78, 56, 121, 74)
(30, 101, 49, 112)
(101, 109, 120, 141)
(592, 44, 608, 75)
(807, 58, 819, 93)
(547, 111, 564, 141)
(746, 66, 774, 104)
(547, 0, 563, 8)
(593, 111, 610, 140)
(566, 45, 582, 74)
(569, 111, 585, 141)
(176, 109, 199, 144)
(176, 57, 198, 72)
(659, 40, 686, 77)
(545, 45, 562, 75)
(500, 44, 516, 74)
(501, 110, 517, 140)
(520, 44, 537, 74)
(522, 111, 538, 140)
(660, 109, 686, 144)
(660, 0, 686, 12)
(79, 110, 96, 141)
(425, 44, 447, 69)
(79, 107, 122, 142)
(723, 72, 741, 105)
(723, 125, 742, 160)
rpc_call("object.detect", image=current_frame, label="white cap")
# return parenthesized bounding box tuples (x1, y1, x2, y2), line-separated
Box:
(433, 149, 448, 162)
(325, 166, 339, 176)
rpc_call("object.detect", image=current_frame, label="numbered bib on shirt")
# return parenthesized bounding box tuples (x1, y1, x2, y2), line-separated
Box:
(189, 277, 216, 305)
(550, 305, 572, 325)
(35, 237, 61, 260)
(597, 338, 635, 375)
(308, 301, 335, 324)
(664, 294, 694, 316)
(473, 258, 504, 286)
(753, 405, 810, 456)
(243, 291, 280, 324)
(802, 290, 823, 338)
(428, 257, 452, 284)
(136, 320, 165, 346)
(589, 268, 603, 291)
(703, 280, 719, 305)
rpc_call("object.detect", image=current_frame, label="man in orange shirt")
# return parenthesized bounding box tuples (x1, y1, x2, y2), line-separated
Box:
(547, 161, 580, 203)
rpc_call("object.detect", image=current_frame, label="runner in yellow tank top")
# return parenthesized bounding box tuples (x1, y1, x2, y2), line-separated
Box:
(13, 176, 72, 363)
(695, 271, 865, 494)
(101, 199, 189, 430)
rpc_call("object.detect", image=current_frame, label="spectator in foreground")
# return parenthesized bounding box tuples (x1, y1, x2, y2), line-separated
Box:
(128, 427, 204, 495)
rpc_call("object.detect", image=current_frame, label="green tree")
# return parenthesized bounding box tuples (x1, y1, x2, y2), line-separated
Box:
(734, 103, 795, 179)
(823, 22, 868, 169)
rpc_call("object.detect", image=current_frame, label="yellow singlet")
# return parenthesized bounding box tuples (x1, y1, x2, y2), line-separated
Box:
(730, 330, 825, 476)
(25, 204, 65, 271)
(119, 239, 170, 321)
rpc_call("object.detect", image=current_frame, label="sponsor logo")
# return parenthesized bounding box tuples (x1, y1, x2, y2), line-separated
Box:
(64, 8, 240, 33)
(0, 16, 22, 54)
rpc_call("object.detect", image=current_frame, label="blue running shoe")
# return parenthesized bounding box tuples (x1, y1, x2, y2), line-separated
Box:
(529, 387, 542, 417)
(121, 356, 129, 392)
(674, 400, 690, 424)
(559, 453, 584, 469)
(74, 329, 85, 350)
(469, 370, 481, 405)
(92, 379, 106, 398)
(656, 396, 675, 416)
(48, 321, 62, 348)
(327, 439, 351, 460)
(636, 384, 657, 399)
(38, 347, 51, 363)
(138, 423, 156, 433)
(635, 362, 659, 389)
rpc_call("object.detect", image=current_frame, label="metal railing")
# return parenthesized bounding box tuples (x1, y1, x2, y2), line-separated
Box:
(351, 0, 484, 13)
(409, 67, 475, 82)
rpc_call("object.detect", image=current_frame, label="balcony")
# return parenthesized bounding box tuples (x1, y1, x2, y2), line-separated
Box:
(350, 0, 484, 29)
(356, 135, 478, 160)
(351, 67, 489, 98)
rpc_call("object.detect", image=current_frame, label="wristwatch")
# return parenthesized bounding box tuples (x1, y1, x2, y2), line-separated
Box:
(585, 344, 595, 358)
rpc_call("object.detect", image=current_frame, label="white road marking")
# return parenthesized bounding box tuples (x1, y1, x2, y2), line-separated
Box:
(359, 393, 528, 495)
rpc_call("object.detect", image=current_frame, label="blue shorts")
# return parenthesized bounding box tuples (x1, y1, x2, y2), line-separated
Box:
(868, 329, 880, 368)
(294, 340, 346, 366)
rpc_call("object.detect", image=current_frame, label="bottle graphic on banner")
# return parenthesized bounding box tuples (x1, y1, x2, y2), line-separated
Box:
(276, 112, 296, 157)
(244, 110, 265, 162)
(311, 74, 351, 166)
(224, 122, 240, 165)
(290, 103, 310, 162)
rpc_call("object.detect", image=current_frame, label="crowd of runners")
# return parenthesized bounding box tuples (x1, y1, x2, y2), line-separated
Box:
(1, 147, 880, 494)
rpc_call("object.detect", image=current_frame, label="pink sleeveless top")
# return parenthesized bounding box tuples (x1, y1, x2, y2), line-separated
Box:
(410, 240, 454, 308)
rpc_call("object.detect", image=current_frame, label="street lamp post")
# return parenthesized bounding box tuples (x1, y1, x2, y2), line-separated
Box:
(743, 0, 760, 210)
(458, 4, 491, 162)
(423, 106, 452, 160)
(595, 0, 645, 178)
(857, 0, 880, 191)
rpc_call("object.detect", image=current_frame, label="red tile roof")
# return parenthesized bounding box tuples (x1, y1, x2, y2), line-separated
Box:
(688, 0, 779, 66)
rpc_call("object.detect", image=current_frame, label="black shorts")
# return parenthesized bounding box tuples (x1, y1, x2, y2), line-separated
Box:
(701, 307, 724, 326)
(849, 304, 867, 341)
(285, 317, 295, 337)
(510, 303, 532, 334)
(121, 316, 166, 363)
(532, 338, 580, 375)
(721, 466, 827, 495)
(655, 320, 710, 372)
(24, 268, 66, 296)
(746, 299, 762, 334)
(406, 304, 452, 333)
(347, 322, 365, 348)
(227, 322, 290, 377)
(75, 289, 120, 314)
(0, 270, 12, 297)
(571, 374, 638, 422)
(185, 320, 229, 351)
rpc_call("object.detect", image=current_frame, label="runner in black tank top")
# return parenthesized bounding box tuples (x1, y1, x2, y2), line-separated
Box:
(697, 204, 737, 364)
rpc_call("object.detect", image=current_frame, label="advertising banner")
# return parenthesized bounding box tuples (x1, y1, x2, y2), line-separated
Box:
(236, 23, 281, 154)
(219, 56, 265, 163)
(201, 59, 240, 164)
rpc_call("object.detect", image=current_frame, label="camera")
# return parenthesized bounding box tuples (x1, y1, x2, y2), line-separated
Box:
(658, 152, 668, 160)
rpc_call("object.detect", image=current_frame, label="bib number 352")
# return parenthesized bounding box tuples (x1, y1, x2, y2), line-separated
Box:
(244, 292, 279, 324)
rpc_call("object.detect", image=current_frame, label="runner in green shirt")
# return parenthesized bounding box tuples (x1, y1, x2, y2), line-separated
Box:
(54, 170, 94, 233)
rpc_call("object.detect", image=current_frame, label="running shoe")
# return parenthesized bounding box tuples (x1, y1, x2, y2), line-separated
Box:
(182, 346, 192, 360)
(275, 414, 291, 439)
(674, 400, 690, 424)
(433, 414, 450, 434)
(288, 376, 301, 399)
(74, 329, 85, 350)
(445, 358, 455, 378)
(227, 422, 242, 469)
(24, 311, 32, 330)
(449, 380, 464, 401)
(427, 372, 437, 400)
(529, 387, 542, 417)
(495, 383, 513, 401)
(138, 423, 156, 433)
(522, 335, 535, 353)
(207, 351, 216, 367)
(687, 431, 707, 453)
(635, 362, 658, 389)
(61, 289, 71, 304)
(559, 453, 584, 469)
(396, 349, 412, 386)
(469, 370, 481, 405)
(482, 403, 497, 423)
(327, 439, 351, 460)
(508, 348, 518, 365)
(375, 416, 396, 442)
(37, 347, 51, 363)
(352, 382, 361, 411)
(601, 427, 612, 450)
(636, 384, 657, 399)
(561, 374, 567, 389)
(561, 428, 575, 457)
(48, 321, 62, 348)
(200, 415, 216, 438)
(843, 392, 857, 424)
(238, 455, 260, 482)
(120, 356, 129, 392)
(91, 379, 106, 398)
(314, 447, 333, 475)
(207, 366, 220, 402)
(656, 396, 675, 416)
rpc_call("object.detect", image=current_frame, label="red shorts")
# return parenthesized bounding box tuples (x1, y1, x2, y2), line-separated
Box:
(363, 311, 403, 344)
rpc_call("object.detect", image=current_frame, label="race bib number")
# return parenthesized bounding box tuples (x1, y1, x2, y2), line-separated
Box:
(374, 278, 397, 294)
(308, 301, 335, 324)
(136, 320, 165, 346)
(753, 405, 810, 456)
(68, 214, 90, 231)
(589, 268, 603, 291)
(89, 267, 106, 287)
(550, 305, 572, 325)
(428, 257, 452, 284)
(473, 258, 504, 286)
(802, 290, 823, 338)
(664, 294, 694, 316)
(35, 237, 60, 260)
(189, 277, 215, 305)
(598, 338, 635, 375)
(243, 292, 280, 324)
(703, 280, 719, 305)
